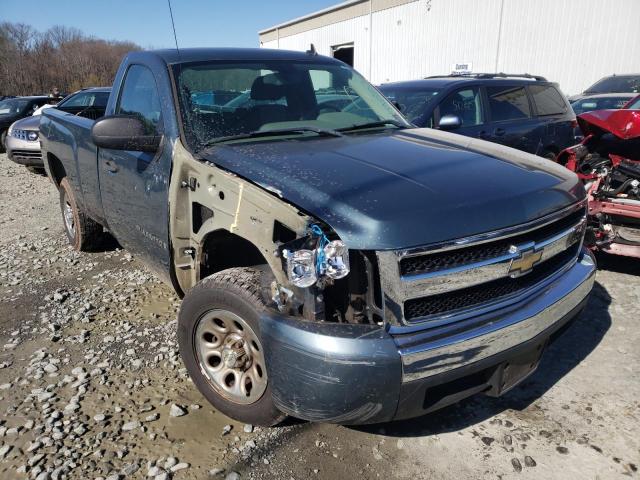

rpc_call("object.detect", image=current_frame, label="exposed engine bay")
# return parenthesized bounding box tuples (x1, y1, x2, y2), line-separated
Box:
(557, 109, 640, 258)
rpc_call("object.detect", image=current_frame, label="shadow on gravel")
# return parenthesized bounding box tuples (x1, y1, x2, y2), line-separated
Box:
(595, 251, 640, 275)
(85, 231, 121, 253)
(353, 282, 612, 438)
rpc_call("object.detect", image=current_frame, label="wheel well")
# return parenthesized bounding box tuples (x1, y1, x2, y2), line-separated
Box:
(200, 230, 269, 280)
(47, 153, 66, 187)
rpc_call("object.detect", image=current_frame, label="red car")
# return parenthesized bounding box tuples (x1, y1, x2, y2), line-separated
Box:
(557, 108, 640, 258)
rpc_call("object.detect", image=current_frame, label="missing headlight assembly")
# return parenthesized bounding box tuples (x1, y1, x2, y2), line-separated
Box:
(275, 224, 382, 324)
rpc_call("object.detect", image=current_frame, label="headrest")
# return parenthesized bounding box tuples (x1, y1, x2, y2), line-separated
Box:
(250, 74, 286, 101)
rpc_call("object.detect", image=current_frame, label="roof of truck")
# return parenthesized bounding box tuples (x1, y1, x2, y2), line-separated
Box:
(138, 48, 337, 65)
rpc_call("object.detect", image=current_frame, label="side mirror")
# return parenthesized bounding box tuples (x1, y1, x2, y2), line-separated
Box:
(438, 114, 462, 130)
(91, 115, 161, 153)
(393, 101, 403, 112)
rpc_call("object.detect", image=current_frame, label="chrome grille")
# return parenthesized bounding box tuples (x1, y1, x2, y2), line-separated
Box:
(404, 244, 580, 320)
(400, 208, 586, 276)
(377, 202, 587, 326)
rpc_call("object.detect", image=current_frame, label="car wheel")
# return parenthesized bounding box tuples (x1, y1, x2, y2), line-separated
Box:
(178, 267, 286, 426)
(0, 130, 7, 153)
(59, 177, 103, 251)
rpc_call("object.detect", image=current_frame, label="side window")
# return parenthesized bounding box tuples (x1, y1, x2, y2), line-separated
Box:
(117, 65, 162, 134)
(434, 88, 483, 127)
(530, 85, 567, 116)
(628, 97, 640, 110)
(60, 92, 92, 108)
(94, 92, 110, 107)
(487, 86, 531, 122)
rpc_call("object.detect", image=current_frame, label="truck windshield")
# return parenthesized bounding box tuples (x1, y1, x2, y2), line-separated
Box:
(174, 60, 409, 151)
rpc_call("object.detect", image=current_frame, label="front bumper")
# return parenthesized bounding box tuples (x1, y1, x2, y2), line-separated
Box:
(6, 135, 43, 167)
(261, 250, 596, 424)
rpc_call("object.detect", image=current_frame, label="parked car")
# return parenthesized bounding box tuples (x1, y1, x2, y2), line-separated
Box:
(557, 109, 640, 258)
(6, 115, 44, 172)
(0, 96, 49, 152)
(53, 87, 111, 120)
(570, 93, 638, 115)
(6, 88, 111, 172)
(379, 73, 576, 159)
(40, 49, 595, 426)
(569, 74, 640, 102)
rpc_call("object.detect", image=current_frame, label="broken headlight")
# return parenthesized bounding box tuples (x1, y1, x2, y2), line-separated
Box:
(322, 240, 350, 279)
(284, 228, 350, 288)
(286, 249, 317, 288)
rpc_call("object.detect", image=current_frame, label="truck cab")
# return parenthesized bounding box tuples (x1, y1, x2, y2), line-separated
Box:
(40, 48, 596, 426)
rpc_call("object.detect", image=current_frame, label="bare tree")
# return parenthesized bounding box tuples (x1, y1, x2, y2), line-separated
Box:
(0, 22, 140, 96)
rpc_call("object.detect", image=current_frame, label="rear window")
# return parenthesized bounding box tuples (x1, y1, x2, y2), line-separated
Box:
(487, 86, 531, 122)
(529, 85, 566, 116)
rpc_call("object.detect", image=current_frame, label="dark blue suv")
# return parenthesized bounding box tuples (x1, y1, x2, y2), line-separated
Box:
(379, 73, 577, 159)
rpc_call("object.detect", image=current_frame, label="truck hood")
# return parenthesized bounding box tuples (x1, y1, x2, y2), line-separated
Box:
(201, 128, 584, 250)
(577, 109, 640, 140)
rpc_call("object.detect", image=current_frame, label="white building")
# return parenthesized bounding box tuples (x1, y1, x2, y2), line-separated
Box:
(259, 0, 640, 95)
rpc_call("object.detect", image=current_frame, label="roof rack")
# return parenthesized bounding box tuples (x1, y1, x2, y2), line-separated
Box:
(425, 72, 548, 81)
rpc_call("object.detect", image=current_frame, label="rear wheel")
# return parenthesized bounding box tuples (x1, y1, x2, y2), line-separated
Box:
(59, 177, 102, 251)
(178, 267, 286, 426)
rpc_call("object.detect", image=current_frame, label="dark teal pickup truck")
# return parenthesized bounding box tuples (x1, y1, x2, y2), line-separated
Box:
(40, 48, 596, 426)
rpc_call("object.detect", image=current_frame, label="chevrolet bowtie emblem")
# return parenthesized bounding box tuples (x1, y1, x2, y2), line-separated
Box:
(508, 247, 543, 277)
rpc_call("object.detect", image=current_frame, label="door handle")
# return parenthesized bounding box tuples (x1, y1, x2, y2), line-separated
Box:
(493, 128, 506, 136)
(479, 130, 490, 139)
(104, 159, 119, 173)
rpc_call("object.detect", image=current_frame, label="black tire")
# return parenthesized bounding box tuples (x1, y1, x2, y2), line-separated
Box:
(178, 267, 286, 426)
(0, 130, 6, 153)
(59, 177, 102, 251)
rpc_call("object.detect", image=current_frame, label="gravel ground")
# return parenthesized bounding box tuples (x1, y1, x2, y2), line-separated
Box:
(0, 154, 638, 480)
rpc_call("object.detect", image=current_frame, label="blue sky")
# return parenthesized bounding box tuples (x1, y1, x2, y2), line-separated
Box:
(1, 0, 338, 48)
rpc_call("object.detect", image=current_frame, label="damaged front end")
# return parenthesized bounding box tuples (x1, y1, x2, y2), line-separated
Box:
(273, 224, 384, 325)
(557, 109, 640, 258)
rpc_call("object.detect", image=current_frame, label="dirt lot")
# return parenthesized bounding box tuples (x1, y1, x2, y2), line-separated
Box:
(0, 154, 638, 480)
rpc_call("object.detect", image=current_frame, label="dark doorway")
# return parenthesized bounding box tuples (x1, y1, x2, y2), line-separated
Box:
(332, 44, 354, 66)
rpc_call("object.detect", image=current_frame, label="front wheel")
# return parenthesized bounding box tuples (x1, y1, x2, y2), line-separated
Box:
(0, 130, 7, 153)
(177, 267, 286, 426)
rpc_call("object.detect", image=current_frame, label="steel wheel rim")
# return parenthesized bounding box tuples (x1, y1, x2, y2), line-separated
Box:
(195, 309, 268, 405)
(63, 198, 75, 237)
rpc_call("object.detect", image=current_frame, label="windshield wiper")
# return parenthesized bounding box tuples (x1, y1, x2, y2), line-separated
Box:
(337, 119, 408, 133)
(202, 126, 344, 148)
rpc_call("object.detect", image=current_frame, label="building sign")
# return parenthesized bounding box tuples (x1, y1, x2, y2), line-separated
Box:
(452, 62, 473, 74)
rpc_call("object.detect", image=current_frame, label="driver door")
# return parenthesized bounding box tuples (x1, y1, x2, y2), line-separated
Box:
(98, 64, 172, 274)
(433, 87, 486, 138)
